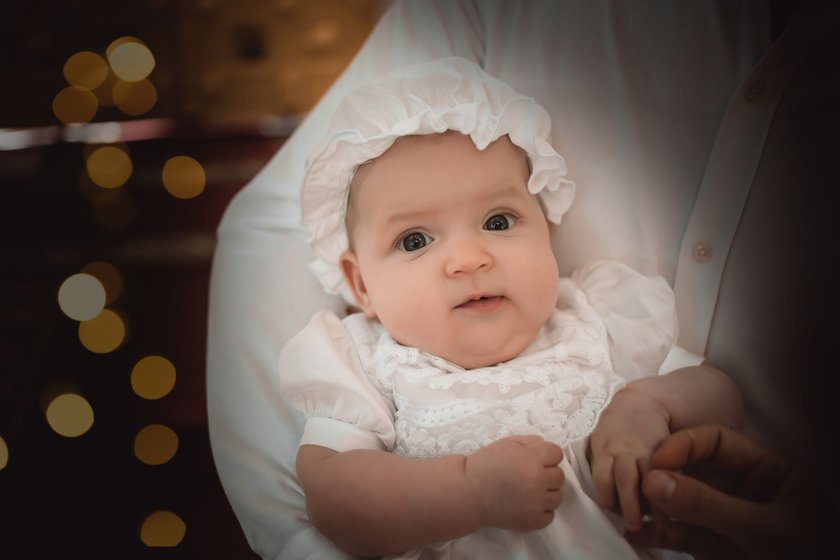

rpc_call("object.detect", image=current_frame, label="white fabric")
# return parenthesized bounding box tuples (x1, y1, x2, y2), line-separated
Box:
(206, 2, 839, 558)
(301, 56, 574, 303)
(280, 261, 676, 559)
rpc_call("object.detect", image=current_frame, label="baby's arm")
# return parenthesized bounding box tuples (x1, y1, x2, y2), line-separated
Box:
(297, 435, 565, 557)
(588, 364, 743, 531)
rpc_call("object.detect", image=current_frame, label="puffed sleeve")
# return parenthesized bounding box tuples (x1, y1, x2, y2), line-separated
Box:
(571, 260, 679, 381)
(279, 310, 397, 453)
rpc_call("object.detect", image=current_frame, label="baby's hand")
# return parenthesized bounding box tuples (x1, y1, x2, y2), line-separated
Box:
(464, 435, 565, 531)
(589, 388, 670, 532)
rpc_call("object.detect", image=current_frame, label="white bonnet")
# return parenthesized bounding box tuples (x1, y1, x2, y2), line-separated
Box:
(301, 56, 575, 304)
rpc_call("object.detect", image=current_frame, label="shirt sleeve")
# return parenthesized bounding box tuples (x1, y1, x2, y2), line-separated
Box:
(279, 310, 397, 453)
(571, 260, 679, 381)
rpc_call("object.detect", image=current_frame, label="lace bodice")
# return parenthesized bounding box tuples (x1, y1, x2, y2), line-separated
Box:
(346, 302, 624, 458)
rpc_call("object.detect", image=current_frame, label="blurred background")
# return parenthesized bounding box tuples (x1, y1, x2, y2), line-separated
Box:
(0, 0, 389, 556)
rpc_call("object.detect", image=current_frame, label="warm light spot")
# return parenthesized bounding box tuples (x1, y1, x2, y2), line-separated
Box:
(0, 435, 8, 470)
(305, 18, 342, 50)
(140, 511, 186, 547)
(162, 156, 205, 199)
(86, 145, 133, 188)
(58, 273, 106, 321)
(63, 51, 109, 89)
(80, 261, 122, 304)
(113, 78, 158, 116)
(134, 424, 179, 465)
(107, 38, 155, 82)
(52, 86, 98, 124)
(45, 393, 94, 438)
(78, 309, 125, 353)
(131, 356, 176, 399)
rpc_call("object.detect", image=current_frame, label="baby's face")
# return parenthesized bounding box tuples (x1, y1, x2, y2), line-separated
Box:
(340, 132, 559, 369)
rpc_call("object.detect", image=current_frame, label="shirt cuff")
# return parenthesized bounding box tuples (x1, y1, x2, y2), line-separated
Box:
(299, 417, 387, 452)
(658, 344, 704, 374)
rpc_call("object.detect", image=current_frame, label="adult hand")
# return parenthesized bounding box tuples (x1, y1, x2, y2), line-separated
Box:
(626, 425, 836, 559)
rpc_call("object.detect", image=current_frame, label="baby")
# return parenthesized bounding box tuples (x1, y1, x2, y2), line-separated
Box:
(280, 57, 742, 559)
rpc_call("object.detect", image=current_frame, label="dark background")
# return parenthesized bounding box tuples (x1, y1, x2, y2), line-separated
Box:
(0, 0, 388, 557)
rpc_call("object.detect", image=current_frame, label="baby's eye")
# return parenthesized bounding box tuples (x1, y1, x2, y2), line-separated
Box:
(483, 213, 517, 231)
(398, 231, 433, 252)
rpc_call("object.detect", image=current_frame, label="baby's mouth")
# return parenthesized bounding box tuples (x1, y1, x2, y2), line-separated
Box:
(456, 295, 505, 310)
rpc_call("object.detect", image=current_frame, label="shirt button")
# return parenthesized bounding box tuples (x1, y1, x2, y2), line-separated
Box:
(745, 82, 765, 101)
(692, 243, 713, 263)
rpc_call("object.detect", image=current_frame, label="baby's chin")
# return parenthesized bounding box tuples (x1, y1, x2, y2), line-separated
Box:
(437, 340, 531, 370)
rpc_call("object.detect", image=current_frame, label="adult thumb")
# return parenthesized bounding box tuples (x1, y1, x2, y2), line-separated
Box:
(643, 469, 760, 537)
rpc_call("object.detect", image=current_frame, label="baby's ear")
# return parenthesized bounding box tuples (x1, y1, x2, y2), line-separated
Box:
(339, 250, 376, 319)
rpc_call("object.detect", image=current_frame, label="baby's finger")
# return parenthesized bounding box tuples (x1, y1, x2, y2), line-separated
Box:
(506, 434, 546, 446)
(543, 487, 563, 511)
(591, 455, 616, 508)
(536, 441, 564, 467)
(545, 464, 565, 490)
(614, 454, 642, 532)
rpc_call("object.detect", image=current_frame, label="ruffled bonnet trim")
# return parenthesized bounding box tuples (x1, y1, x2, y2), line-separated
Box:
(300, 56, 575, 304)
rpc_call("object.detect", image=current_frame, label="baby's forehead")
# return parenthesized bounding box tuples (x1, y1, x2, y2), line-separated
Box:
(345, 132, 534, 236)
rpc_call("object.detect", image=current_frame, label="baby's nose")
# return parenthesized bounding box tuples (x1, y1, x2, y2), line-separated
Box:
(444, 234, 494, 276)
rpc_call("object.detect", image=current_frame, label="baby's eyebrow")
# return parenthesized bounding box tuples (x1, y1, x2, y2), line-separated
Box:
(383, 184, 528, 227)
(384, 208, 432, 227)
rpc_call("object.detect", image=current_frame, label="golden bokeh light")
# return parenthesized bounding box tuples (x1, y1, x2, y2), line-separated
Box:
(58, 273, 106, 321)
(63, 51, 110, 90)
(131, 356, 176, 400)
(305, 18, 342, 50)
(45, 393, 95, 438)
(113, 78, 158, 116)
(0, 435, 8, 471)
(162, 156, 206, 199)
(52, 86, 99, 125)
(78, 309, 126, 353)
(80, 261, 122, 304)
(107, 37, 155, 82)
(86, 145, 133, 189)
(134, 424, 179, 465)
(140, 511, 186, 547)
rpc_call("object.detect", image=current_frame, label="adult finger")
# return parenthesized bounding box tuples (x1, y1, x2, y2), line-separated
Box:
(642, 468, 763, 536)
(650, 425, 770, 472)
